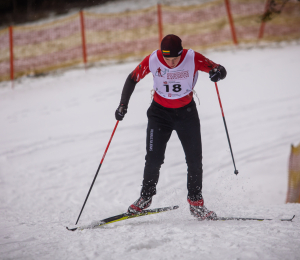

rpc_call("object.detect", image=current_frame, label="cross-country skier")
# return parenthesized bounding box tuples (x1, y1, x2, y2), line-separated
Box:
(115, 34, 226, 220)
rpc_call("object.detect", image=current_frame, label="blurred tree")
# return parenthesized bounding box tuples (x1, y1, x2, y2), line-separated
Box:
(0, 0, 115, 26)
(261, 0, 291, 22)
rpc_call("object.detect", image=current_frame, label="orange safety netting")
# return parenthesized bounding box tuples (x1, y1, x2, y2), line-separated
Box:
(0, 0, 299, 82)
(84, 6, 159, 63)
(161, 1, 234, 49)
(0, 13, 82, 82)
(0, 28, 9, 81)
(162, 0, 300, 48)
(286, 144, 300, 203)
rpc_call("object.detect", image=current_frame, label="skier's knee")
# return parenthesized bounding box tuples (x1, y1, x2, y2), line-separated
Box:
(145, 156, 164, 169)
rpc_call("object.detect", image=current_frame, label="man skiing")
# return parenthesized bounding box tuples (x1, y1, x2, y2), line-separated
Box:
(115, 34, 226, 220)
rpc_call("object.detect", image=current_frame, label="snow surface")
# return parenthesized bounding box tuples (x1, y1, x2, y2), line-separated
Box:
(84, 0, 213, 13)
(1, 43, 300, 260)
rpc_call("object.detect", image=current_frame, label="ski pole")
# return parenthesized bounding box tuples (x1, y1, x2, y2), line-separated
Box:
(214, 82, 238, 175)
(75, 120, 120, 225)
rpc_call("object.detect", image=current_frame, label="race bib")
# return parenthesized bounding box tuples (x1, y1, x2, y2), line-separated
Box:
(149, 49, 198, 100)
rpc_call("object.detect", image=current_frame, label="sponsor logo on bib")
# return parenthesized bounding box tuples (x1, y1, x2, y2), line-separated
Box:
(167, 71, 189, 80)
(155, 67, 169, 77)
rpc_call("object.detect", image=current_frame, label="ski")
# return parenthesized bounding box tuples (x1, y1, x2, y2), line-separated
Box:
(66, 205, 179, 231)
(212, 215, 295, 222)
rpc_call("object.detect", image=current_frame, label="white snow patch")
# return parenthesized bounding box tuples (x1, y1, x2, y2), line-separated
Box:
(0, 44, 300, 260)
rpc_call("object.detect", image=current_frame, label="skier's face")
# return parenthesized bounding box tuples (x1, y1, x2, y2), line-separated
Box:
(163, 55, 181, 68)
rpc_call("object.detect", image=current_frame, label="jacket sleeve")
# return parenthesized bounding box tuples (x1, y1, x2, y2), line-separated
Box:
(194, 51, 226, 80)
(119, 73, 137, 107)
(118, 55, 151, 107)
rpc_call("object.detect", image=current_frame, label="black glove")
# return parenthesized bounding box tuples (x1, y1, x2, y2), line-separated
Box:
(115, 104, 127, 121)
(209, 65, 227, 82)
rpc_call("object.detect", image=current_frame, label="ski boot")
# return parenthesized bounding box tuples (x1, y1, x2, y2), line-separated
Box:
(128, 196, 152, 215)
(188, 198, 217, 220)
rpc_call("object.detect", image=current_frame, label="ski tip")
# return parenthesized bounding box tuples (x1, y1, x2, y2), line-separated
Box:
(280, 215, 296, 221)
(66, 226, 78, 232)
(173, 205, 179, 210)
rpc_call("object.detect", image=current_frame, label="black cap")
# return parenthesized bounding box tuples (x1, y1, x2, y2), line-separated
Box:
(161, 34, 183, 57)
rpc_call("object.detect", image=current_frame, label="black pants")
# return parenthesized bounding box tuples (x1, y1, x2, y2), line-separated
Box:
(141, 99, 203, 201)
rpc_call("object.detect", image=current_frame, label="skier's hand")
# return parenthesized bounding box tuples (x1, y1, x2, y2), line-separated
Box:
(209, 65, 227, 82)
(115, 104, 127, 121)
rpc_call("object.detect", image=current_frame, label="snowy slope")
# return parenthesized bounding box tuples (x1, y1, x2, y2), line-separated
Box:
(1, 43, 300, 260)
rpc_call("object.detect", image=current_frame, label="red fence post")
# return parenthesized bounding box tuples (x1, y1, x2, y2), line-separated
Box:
(157, 4, 163, 46)
(80, 10, 87, 69)
(9, 26, 14, 88)
(258, 0, 270, 39)
(224, 0, 238, 45)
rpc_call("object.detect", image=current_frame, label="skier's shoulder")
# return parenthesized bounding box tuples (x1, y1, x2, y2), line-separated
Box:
(193, 49, 207, 60)
(149, 50, 160, 62)
(193, 50, 218, 72)
(151, 49, 159, 56)
(136, 54, 151, 70)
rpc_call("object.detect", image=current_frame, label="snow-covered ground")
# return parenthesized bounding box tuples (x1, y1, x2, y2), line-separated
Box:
(1, 43, 300, 260)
